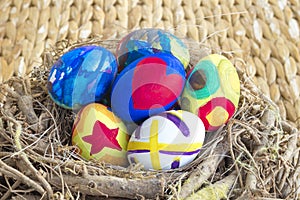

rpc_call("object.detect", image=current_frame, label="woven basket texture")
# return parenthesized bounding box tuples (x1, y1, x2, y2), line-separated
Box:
(0, 0, 299, 128)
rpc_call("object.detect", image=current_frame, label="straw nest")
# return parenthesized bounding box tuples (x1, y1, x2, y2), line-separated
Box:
(0, 38, 299, 200)
(1, 1, 300, 128)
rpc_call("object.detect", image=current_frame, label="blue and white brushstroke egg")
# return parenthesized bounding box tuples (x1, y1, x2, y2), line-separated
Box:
(47, 45, 117, 110)
(116, 28, 190, 71)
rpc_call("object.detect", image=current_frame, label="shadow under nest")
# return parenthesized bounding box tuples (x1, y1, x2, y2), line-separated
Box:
(0, 39, 299, 200)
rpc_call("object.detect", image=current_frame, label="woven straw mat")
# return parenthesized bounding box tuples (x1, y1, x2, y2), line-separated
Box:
(0, 0, 300, 128)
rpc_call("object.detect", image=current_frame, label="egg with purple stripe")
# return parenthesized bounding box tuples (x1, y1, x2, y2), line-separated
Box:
(47, 45, 117, 110)
(116, 28, 190, 71)
(127, 110, 205, 170)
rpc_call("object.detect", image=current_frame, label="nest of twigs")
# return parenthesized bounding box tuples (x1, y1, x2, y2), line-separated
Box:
(0, 39, 299, 200)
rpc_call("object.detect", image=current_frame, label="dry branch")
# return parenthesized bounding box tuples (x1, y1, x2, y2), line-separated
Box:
(49, 173, 165, 199)
(0, 160, 45, 195)
(179, 141, 229, 199)
(186, 172, 237, 200)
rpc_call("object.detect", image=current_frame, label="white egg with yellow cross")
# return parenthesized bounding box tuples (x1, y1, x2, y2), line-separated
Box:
(127, 110, 205, 170)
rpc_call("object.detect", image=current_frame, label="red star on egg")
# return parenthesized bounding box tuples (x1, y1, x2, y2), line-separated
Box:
(83, 120, 121, 155)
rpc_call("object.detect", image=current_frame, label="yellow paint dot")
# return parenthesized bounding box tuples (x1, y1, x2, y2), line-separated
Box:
(206, 106, 229, 127)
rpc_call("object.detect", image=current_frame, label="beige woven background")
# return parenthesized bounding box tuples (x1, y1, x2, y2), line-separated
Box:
(0, 0, 299, 128)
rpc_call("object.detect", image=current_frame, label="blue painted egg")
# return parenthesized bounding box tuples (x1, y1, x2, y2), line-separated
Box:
(111, 53, 186, 123)
(47, 45, 117, 110)
(116, 28, 190, 71)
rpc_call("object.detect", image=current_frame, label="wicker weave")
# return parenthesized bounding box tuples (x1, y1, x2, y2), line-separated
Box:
(0, 1, 300, 199)
(0, 0, 299, 127)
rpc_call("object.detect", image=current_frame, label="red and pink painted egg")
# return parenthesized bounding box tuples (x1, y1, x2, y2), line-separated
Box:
(111, 53, 186, 123)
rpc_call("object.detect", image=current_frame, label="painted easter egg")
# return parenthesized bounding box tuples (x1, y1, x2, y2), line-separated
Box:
(47, 45, 117, 110)
(72, 103, 129, 167)
(180, 54, 240, 132)
(127, 110, 205, 170)
(116, 28, 190, 71)
(111, 53, 186, 123)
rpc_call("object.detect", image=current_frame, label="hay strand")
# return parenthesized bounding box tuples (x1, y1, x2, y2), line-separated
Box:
(1, 0, 300, 126)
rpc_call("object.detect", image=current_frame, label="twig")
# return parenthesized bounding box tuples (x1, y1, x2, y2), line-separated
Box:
(245, 131, 268, 192)
(4, 115, 54, 198)
(9, 194, 42, 200)
(278, 128, 298, 192)
(3, 82, 39, 131)
(0, 160, 45, 195)
(0, 180, 21, 200)
(49, 173, 165, 199)
(185, 171, 238, 200)
(228, 125, 244, 188)
(179, 141, 228, 199)
(230, 119, 265, 186)
(10, 124, 52, 157)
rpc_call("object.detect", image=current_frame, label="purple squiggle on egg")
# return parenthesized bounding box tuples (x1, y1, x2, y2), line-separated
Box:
(157, 112, 190, 137)
(171, 160, 180, 169)
(159, 149, 200, 155)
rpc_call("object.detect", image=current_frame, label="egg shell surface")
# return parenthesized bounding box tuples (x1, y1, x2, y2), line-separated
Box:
(47, 45, 117, 110)
(116, 28, 190, 71)
(111, 53, 186, 123)
(180, 54, 240, 132)
(127, 110, 205, 170)
(72, 103, 129, 167)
